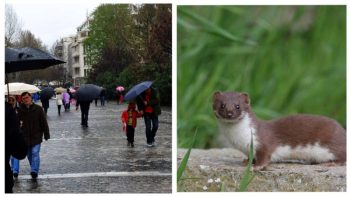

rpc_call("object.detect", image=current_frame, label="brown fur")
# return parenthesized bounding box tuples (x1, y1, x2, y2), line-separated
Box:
(213, 91, 346, 167)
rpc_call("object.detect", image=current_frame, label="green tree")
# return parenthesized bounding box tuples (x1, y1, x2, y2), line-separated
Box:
(85, 4, 172, 106)
(84, 4, 135, 69)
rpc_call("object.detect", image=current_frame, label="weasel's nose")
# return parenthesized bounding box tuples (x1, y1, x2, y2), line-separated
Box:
(227, 112, 233, 118)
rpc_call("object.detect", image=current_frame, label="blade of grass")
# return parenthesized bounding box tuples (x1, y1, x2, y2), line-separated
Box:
(220, 182, 225, 192)
(238, 129, 255, 191)
(177, 129, 198, 183)
(179, 8, 257, 45)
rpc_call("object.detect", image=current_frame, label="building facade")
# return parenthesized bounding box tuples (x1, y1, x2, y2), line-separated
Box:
(55, 16, 92, 87)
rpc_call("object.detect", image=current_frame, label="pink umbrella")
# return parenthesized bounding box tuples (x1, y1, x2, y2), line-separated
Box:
(69, 87, 76, 93)
(116, 86, 125, 91)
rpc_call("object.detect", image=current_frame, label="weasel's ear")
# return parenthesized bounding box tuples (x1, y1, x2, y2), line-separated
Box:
(213, 91, 221, 101)
(240, 92, 250, 105)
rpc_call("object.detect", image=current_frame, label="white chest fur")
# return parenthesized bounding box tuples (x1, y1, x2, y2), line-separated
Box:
(217, 113, 259, 156)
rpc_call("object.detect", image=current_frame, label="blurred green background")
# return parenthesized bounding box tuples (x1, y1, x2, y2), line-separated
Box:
(177, 6, 346, 149)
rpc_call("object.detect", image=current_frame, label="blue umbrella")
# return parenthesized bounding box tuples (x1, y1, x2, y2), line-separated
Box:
(124, 81, 153, 101)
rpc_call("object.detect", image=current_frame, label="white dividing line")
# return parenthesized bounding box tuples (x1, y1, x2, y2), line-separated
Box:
(48, 136, 172, 141)
(17, 171, 171, 180)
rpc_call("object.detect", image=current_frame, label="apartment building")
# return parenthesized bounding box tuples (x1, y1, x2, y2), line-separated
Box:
(55, 16, 92, 87)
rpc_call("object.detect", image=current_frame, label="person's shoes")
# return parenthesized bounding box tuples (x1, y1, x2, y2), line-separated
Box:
(147, 143, 153, 147)
(13, 173, 18, 178)
(127, 142, 131, 147)
(131, 143, 134, 148)
(31, 172, 38, 179)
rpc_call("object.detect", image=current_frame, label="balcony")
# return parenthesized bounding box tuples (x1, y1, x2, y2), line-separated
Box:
(72, 63, 80, 68)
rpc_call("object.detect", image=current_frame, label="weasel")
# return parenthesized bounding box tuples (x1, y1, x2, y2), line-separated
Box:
(213, 91, 346, 169)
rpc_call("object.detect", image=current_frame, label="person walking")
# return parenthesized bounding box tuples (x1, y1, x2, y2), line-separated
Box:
(116, 90, 121, 105)
(7, 96, 21, 178)
(100, 88, 106, 106)
(62, 91, 70, 111)
(56, 92, 63, 116)
(67, 88, 73, 110)
(5, 99, 27, 193)
(17, 92, 50, 180)
(121, 102, 142, 147)
(76, 100, 92, 127)
(32, 93, 39, 103)
(137, 87, 162, 147)
(94, 98, 98, 107)
(40, 96, 50, 114)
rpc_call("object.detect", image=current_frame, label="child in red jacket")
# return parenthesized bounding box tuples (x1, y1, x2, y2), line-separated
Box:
(121, 102, 142, 147)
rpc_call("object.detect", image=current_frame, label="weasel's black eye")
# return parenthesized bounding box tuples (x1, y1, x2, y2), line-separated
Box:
(220, 103, 225, 109)
(235, 105, 240, 110)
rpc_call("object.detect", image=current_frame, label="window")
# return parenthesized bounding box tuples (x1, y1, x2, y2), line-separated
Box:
(81, 31, 87, 38)
(84, 44, 90, 55)
(74, 68, 80, 76)
(74, 56, 79, 63)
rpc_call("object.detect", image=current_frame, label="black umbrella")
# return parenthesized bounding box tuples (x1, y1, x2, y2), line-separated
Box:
(40, 87, 55, 100)
(5, 47, 65, 73)
(5, 47, 65, 101)
(124, 81, 153, 101)
(75, 84, 103, 101)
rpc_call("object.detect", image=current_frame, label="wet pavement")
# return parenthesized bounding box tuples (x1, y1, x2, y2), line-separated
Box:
(12, 99, 172, 193)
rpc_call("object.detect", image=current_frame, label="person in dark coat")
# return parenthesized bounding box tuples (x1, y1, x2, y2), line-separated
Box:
(116, 90, 121, 105)
(94, 98, 98, 107)
(76, 100, 92, 127)
(100, 88, 106, 106)
(8, 96, 21, 178)
(137, 87, 162, 147)
(18, 92, 50, 180)
(5, 101, 27, 193)
(40, 97, 50, 114)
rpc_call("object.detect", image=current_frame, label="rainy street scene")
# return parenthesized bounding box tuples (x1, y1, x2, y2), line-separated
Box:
(12, 100, 172, 193)
(4, 2, 172, 194)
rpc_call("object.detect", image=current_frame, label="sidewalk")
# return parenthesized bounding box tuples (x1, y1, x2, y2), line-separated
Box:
(13, 100, 172, 193)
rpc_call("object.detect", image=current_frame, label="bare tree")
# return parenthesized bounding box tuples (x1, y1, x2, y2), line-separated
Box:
(10, 30, 63, 84)
(5, 4, 22, 47)
(15, 30, 45, 49)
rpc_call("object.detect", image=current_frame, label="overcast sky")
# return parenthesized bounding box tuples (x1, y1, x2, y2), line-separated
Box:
(6, 0, 102, 48)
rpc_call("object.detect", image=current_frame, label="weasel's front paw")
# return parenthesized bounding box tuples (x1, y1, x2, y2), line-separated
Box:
(242, 158, 256, 166)
(242, 159, 249, 166)
(252, 165, 266, 171)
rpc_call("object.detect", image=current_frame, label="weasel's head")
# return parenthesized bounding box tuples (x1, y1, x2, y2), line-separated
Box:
(212, 91, 251, 123)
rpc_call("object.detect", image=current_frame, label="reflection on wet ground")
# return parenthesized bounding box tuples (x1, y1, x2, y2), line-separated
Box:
(13, 100, 172, 193)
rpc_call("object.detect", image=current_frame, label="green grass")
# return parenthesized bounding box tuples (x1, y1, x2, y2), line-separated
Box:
(238, 132, 255, 192)
(177, 6, 346, 148)
(177, 129, 197, 183)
